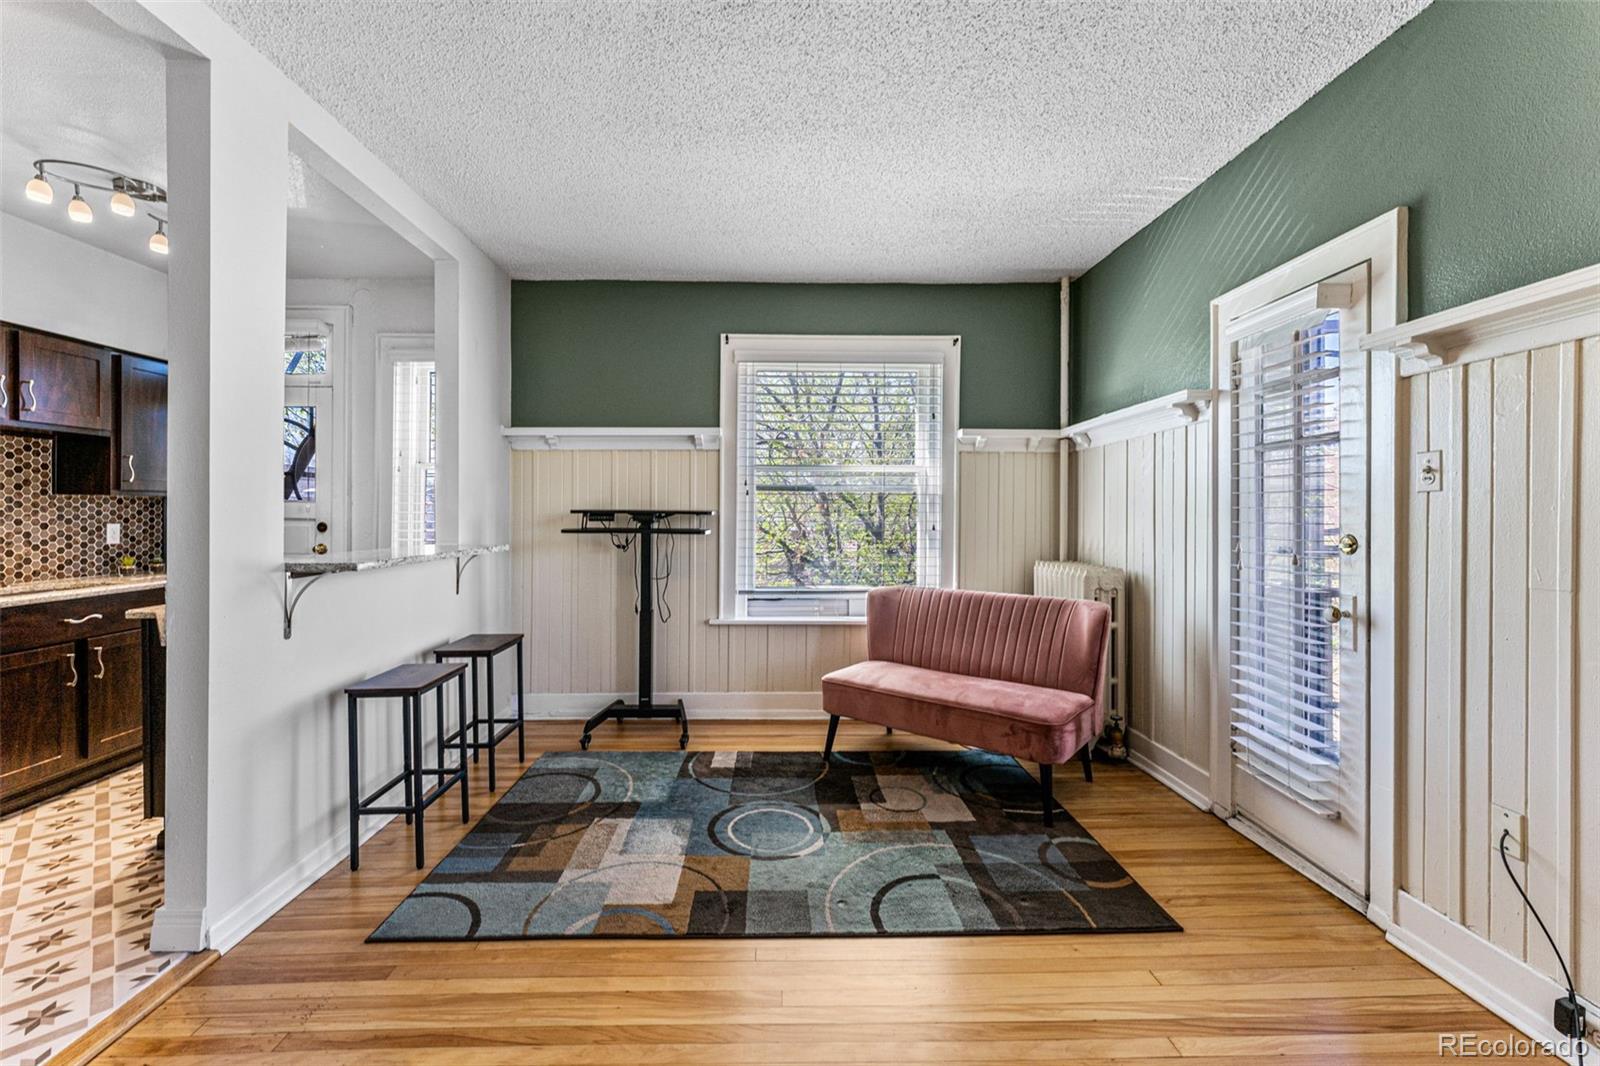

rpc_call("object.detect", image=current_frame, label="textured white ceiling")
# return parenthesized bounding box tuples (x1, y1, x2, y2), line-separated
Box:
(286, 152, 434, 279)
(208, 0, 1428, 283)
(0, 1, 432, 280)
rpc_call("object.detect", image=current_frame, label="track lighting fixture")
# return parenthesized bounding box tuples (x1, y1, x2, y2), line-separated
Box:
(22, 159, 168, 254)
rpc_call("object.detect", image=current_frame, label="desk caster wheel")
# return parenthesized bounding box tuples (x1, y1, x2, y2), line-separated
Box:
(580, 733, 592, 751)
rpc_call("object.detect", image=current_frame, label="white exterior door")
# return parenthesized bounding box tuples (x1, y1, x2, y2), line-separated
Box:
(1225, 264, 1370, 896)
(283, 383, 339, 555)
(283, 320, 343, 556)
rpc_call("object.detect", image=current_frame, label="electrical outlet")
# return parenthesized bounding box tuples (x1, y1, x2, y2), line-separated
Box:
(1494, 804, 1526, 860)
(105, 523, 122, 546)
(1415, 450, 1443, 492)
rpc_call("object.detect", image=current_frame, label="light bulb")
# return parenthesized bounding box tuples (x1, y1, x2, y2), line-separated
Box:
(25, 168, 53, 204)
(67, 185, 92, 223)
(148, 220, 169, 255)
(110, 190, 136, 217)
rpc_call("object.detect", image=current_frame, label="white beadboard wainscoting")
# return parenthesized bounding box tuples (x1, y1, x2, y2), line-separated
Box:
(1059, 267, 1598, 1058)
(508, 442, 1058, 712)
(1366, 264, 1599, 1055)
(1066, 394, 1215, 808)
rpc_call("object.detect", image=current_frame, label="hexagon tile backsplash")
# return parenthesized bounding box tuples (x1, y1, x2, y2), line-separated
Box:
(2, 433, 166, 586)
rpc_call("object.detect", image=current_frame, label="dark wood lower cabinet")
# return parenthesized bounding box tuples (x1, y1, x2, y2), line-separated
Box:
(87, 628, 144, 760)
(0, 642, 81, 798)
(1, 591, 157, 815)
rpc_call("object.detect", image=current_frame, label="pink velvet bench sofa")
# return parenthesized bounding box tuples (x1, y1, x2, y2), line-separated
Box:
(820, 585, 1112, 826)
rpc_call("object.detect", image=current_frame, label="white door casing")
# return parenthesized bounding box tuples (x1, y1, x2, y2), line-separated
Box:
(1208, 208, 1406, 917)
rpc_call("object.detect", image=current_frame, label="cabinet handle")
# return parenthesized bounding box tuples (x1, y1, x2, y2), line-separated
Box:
(63, 613, 104, 625)
(92, 645, 106, 680)
(21, 378, 37, 413)
(64, 653, 78, 689)
(125, 454, 136, 483)
(0, 373, 7, 408)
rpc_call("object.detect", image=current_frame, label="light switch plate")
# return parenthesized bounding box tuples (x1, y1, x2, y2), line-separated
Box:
(1415, 450, 1443, 492)
(105, 523, 122, 546)
(1493, 804, 1526, 861)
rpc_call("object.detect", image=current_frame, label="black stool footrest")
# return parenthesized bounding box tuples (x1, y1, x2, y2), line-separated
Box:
(431, 633, 528, 793)
(345, 662, 473, 872)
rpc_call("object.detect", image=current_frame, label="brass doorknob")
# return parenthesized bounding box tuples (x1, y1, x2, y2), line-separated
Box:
(313, 543, 328, 555)
(1339, 533, 1360, 556)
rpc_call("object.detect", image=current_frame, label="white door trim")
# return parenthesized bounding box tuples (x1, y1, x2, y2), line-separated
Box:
(1207, 207, 1407, 920)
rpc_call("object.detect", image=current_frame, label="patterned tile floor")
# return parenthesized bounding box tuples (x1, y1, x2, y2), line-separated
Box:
(0, 768, 182, 1066)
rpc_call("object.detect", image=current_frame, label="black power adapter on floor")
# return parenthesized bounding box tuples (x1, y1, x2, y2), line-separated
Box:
(1499, 829, 1588, 1064)
(1555, 994, 1587, 1043)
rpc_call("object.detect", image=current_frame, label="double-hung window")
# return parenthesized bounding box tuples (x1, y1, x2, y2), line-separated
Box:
(720, 335, 959, 622)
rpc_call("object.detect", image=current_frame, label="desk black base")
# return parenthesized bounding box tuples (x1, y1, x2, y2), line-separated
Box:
(581, 698, 688, 750)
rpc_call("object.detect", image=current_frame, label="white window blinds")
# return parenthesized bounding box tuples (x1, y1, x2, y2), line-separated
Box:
(735, 360, 943, 613)
(1228, 302, 1344, 818)
(391, 360, 437, 554)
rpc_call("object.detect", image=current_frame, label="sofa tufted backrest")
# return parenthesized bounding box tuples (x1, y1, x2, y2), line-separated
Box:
(866, 585, 1110, 699)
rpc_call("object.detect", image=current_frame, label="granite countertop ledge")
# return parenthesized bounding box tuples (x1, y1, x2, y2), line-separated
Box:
(284, 543, 508, 577)
(126, 604, 167, 646)
(0, 575, 167, 608)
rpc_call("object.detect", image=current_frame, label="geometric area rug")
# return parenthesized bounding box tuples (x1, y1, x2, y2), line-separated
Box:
(370, 749, 1180, 940)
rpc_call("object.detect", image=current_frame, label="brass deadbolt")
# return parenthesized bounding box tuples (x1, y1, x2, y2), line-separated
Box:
(1339, 533, 1360, 556)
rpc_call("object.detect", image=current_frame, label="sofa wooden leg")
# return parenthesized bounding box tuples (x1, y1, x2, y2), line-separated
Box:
(885, 726, 893, 735)
(1080, 741, 1094, 782)
(1040, 763, 1054, 827)
(823, 714, 840, 761)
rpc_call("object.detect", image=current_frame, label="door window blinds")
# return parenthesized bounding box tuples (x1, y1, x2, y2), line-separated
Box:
(1229, 304, 1344, 817)
(735, 360, 943, 612)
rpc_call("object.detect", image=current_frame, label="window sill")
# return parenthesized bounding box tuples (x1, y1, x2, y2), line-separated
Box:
(709, 616, 867, 627)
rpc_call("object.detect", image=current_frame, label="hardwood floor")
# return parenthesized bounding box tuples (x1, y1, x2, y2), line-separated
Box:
(98, 721, 1543, 1064)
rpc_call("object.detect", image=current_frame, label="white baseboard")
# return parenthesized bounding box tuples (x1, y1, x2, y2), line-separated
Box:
(1387, 891, 1592, 1065)
(148, 904, 209, 954)
(1125, 730, 1211, 810)
(521, 691, 828, 719)
(205, 814, 394, 955)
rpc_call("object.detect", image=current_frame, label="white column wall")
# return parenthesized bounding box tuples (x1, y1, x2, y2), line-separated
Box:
(147, 2, 510, 952)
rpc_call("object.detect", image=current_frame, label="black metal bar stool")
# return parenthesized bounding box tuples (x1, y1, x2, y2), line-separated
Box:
(346, 661, 470, 870)
(432, 633, 526, 792)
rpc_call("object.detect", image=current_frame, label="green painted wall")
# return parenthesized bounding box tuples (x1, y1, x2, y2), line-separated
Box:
(511, 282, 1060, 428)
(1070, 0, 1600, 422)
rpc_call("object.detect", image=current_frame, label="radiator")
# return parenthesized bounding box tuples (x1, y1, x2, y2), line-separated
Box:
(1033, 561, 1129, 758)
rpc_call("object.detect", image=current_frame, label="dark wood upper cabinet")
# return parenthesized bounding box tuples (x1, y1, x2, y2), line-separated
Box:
(1, 327, 17, 422)
(86, 628, 144, 760)
(119, 355, 168, 494)
(0, 642, 82, 799)
(15, 330, 113, 434)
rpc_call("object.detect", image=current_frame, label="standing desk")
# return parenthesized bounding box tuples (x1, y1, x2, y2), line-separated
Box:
(560, 508, 713, 749)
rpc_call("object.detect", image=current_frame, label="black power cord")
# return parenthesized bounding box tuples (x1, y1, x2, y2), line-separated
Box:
(1499, 828, 1587, 1063)
(654, 521, 675, 623)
